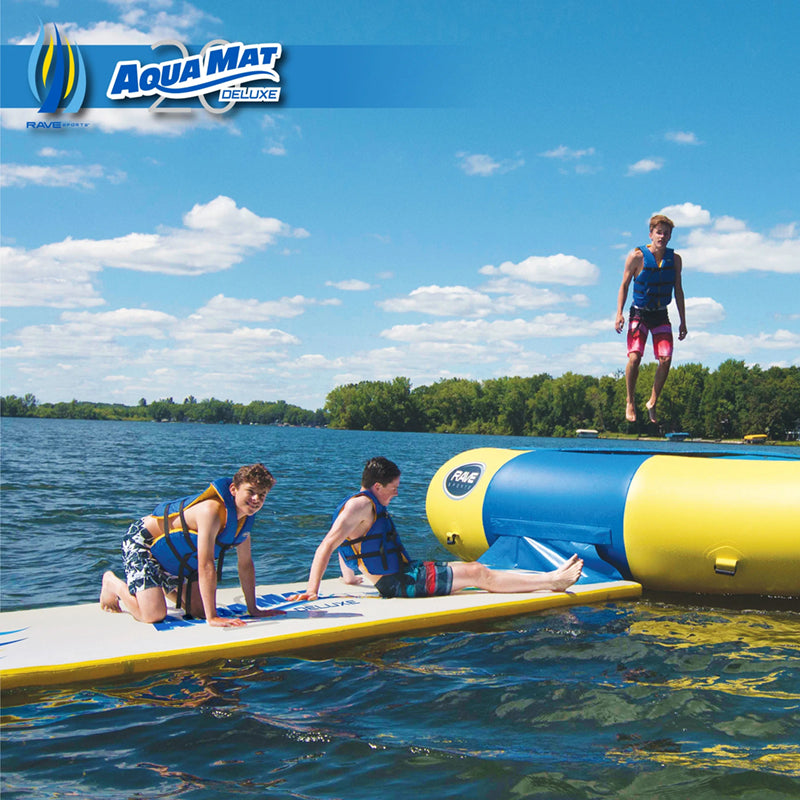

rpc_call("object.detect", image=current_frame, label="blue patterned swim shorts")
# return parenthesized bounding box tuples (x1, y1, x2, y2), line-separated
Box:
(374, 561, 453, 598)
(121, 519, 180, 596)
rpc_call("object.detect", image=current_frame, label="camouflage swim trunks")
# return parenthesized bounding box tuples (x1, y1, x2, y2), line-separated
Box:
(121, 518, 179, 596)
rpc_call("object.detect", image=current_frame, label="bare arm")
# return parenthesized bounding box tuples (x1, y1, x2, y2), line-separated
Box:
(338, 551, 363, 585)
(290, 495, 374, 601)
(195, 501, 245, 628)
(235, 535, 266, 616)
(615, 248, 642, 333)
(673, 252, 687, 339)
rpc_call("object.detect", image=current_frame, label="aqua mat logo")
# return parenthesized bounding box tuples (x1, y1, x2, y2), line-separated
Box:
(28, 22, 87, 113)
(107, 39, 282, 114)
(443, 462, 485, 499)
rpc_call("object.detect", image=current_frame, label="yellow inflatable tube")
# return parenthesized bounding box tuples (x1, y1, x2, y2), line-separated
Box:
(426, 447, 800, 597)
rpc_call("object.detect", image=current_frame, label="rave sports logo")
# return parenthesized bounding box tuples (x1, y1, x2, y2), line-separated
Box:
(107, 39, 282, 115)
(28, 22, 87, 113)
(443, 462, 485, 500)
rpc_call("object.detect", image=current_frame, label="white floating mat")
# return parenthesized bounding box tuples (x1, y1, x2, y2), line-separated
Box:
(1, 577, 641, 691)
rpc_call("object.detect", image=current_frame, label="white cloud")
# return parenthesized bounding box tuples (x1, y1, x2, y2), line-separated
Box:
(1, 196, 308, 307)
(260, 114, 301, 156)
(326, 279, 373, 291)
(2, 300, 302, 401)
(190, 294, 313, 327)
(38, 147, 73, 158)
(540, 145, 595, 159)
(1, 163, 126, 189)
(479, 254, 600, 286)
(11, 2, 220, 46)
(481, 278, 577, 310)
(0, 246, 105, 308)
(665, 131, 702, 145)
(682, 226, 799, 274)
(379, 285, 494, 317)
(712, 215, 748, 232)
(651, 206, 798, 274)
(381, 313, 607, 345)
(683, 297, 726, 326)
(627, 158, 664, 175)
(456, 152, 524, 176)
(770, 222, 797, 239)
(680, 329, 800, 359)
(656, 202, 712, 228)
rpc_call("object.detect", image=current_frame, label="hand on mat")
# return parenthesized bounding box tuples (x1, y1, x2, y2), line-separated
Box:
(287, 591, 317, 602)
(207, 615, 247, 628)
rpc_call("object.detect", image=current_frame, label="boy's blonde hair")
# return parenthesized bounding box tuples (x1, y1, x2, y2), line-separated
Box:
(649, 214, 675, 232)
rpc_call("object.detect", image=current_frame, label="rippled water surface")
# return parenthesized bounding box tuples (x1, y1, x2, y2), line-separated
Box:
(2, 418, 799, 799)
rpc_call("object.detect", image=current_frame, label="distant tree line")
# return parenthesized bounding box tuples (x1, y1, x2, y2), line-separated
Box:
(324, 360, 800, 441)
(3, 360, 799, 440)
(0, 394, 327, 427)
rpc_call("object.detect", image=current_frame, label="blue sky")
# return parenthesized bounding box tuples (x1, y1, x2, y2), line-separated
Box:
(1, 0, 798, 412)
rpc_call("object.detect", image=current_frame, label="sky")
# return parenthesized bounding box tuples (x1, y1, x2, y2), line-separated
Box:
(1, 0, 798, 412)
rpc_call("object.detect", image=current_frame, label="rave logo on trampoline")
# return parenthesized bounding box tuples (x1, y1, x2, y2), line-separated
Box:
(443, 462, 485, 499)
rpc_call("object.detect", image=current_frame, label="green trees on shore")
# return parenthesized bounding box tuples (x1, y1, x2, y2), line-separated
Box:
(324, 360, 800, 440)
(3, 360, 799, 440)
(0, 394, 327, 427)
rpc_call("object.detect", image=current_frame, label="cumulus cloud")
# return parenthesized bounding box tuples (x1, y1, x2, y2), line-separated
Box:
(190, 294, 314, 327)
(456, 152, 524, 176)
(1, 163, 126, 189)
(2, 308, 178, 360)
(681, 329, 800, 359)
(326, 279, 373, 291)
(381, 313, 607, 345)
(655, 202, 712, 228)
(627, 158, 664, 175)
(11, 1, 219, 46)
(683, 297, 726, 326)
(665, 131, 702, 145)
(1, 298, 303, 403)
(1, 196, 308, 308)
(540, 145, 595, 159)
(682, 225, 798, 274)
(0, 246, 105, 308)
(652, 205, 797, 274)
(479, 254, 600, 286)
(379, 285, 494, 318)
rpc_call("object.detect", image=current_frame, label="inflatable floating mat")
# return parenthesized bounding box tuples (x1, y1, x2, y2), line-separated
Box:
(0, 576, 640, 692)
(427, 447, 800, 597)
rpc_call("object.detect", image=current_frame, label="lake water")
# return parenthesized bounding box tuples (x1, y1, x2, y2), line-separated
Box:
(2, 417, 799, 799)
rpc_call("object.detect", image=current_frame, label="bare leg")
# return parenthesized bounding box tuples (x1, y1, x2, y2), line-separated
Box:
(450, 554, 583, 594)
(646, 356, 671, 423)
(100, 570, 167, 623)
(625, 352, 641, 422)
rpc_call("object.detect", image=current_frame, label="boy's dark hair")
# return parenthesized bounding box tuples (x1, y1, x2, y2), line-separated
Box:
(362, 456, 401, 488)
(233, 463, 275, 492)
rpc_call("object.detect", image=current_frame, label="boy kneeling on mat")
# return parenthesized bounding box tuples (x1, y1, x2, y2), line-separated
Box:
(290, 457, 583, 602)
(101, 463, 276, 627)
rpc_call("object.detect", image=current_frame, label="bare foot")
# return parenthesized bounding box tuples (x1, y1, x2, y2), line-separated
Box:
(550, 555, 583, 591)
(646, 400, 658, 424)
(625, 402, 637, 422)
(100, 570, 122, 612)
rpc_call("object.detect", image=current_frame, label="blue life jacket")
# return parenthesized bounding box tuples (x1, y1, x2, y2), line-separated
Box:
(337, 490, 411, 575)
(633, 246, 675, 311)
(148, 478, 253, 611)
